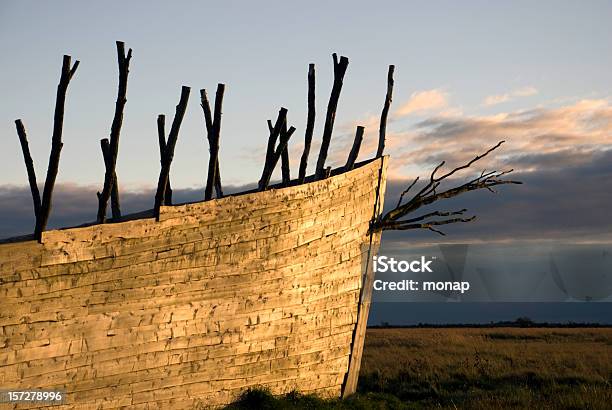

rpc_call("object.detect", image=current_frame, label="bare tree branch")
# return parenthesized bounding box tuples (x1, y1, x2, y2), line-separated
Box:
(377, 141, 521, 234)
(380, 215, 477, 235)
(396, 176, 419, 208)
(401, 209, 468, 224)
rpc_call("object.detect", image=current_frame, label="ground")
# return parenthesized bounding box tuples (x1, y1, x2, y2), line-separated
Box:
(225, 327, 612, 409)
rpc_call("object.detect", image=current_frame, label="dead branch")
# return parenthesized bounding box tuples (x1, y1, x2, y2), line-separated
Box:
(154, 86, 190, 218)
(14, 120, 41, 224)
(315, 53, 349, 179)
(97, 41, 132, 223)
(36, 54, 79, 241)
(345, 126, 364, 171)
(200, 84, 225, 200)
(377, 141, 522, 235)
(298, 63, 316, 183)
(395, 176, 419, 208)
(376, 65, 394, 157)
(381, 215, 477, 235)
(157, 115, 172, 204)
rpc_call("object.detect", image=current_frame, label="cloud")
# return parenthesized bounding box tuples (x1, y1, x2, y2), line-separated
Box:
(395, 89, 449, 117)
(384, 98, 612, 177)
(1, 148, 611, 243)
(5, 98, 609, 244)
(0, 182, 256, 240)
(483, 86, 538, 106)
(2, 151, 611, 243)
(382, 149, 612, 244)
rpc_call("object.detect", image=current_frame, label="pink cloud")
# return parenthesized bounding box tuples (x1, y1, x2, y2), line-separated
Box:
(483, 86, 538, 107)
(394, 89, 449, 117)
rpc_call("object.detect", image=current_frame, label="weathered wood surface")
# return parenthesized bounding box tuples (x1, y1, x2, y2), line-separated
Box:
(0, 158, 387, 409)
(342, 157, 387, 396)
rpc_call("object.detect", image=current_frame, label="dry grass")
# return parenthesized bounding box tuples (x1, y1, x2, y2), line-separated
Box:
(359, 327, 612, 408)
(226, 327, 612, 409)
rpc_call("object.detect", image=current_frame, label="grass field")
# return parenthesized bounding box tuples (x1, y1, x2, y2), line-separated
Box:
(226, 327, 612, 409)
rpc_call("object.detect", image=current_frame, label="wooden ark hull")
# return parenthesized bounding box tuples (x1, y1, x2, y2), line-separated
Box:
(0, 158, 387, 409)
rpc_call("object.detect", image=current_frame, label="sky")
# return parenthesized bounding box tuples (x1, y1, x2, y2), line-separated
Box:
(1, 1, 610, 188)
(0, 2, 611, 321)
(1, 0, 611, 238)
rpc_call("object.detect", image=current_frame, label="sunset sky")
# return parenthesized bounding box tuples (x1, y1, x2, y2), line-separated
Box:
(1, 1, 611, 244)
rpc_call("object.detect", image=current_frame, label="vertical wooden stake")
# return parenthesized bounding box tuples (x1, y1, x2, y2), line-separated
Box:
(298, 63, 316, 183)
(345, 126, 364, 171)
(97, 41, 132, 223)
(154, 86, 190, 218)
(200, 84, 225, 200)
(36, 54, 79, 241)
(280, 120, 290, 184)
(315, 53, 349, 179)
(14, 119, 41, 229)
(376, 64, 394, 158)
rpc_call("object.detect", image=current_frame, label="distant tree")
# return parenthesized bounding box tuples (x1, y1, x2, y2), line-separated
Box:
(515, 317, 534, 327)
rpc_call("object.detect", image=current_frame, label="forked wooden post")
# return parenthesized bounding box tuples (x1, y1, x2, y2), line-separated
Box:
(99, 138, 120, 218)
(259, 110, 295, 190)
(157, 114, 172, 205)
(200, 84, 225, 201)
(154, 86, 190, 218)
(97, 41, 132, 223)
(376, 64, 394, 158)
(315, 53, 349, 179)
(259, 108, 288, 190)
(298, 63, 316, 183)
(267, 119, 291, 185)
